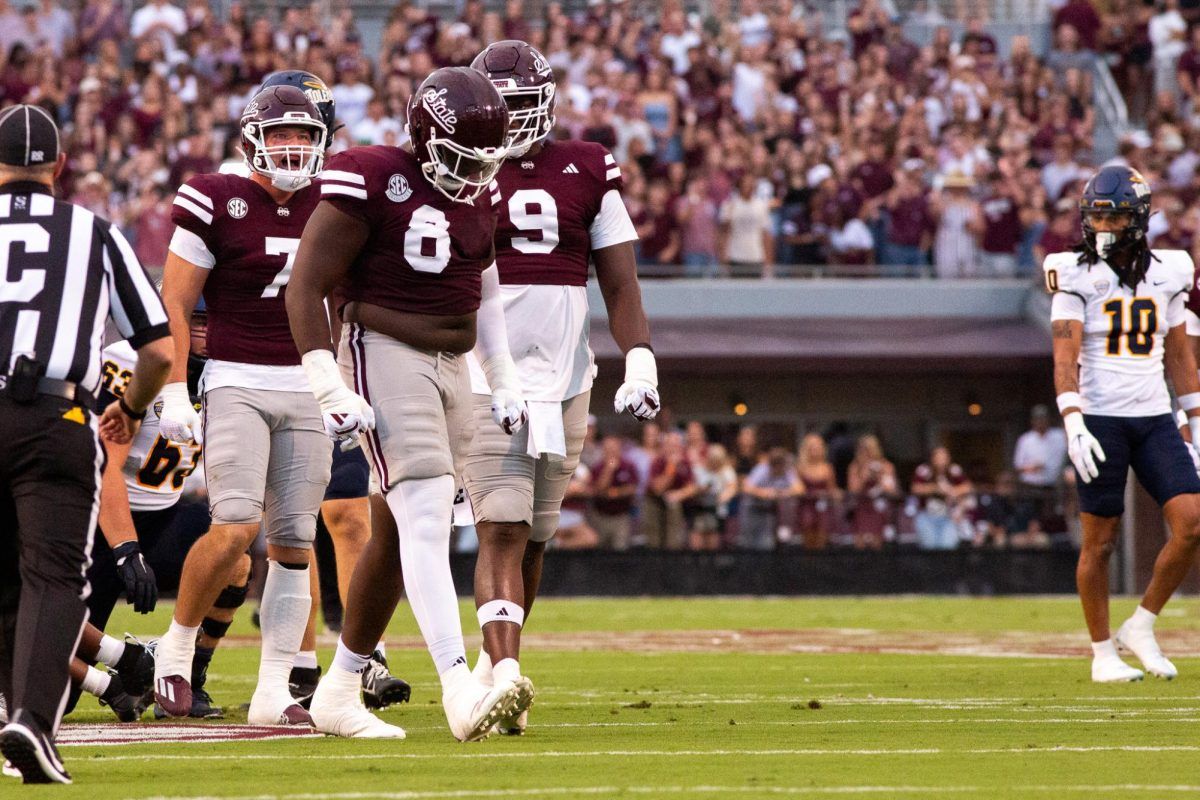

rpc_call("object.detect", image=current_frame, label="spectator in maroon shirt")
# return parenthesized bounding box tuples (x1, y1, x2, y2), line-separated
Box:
(961, 19, 998, 59)
(1035, 199, 1082, 264)
(590, 436, 640, 551)
(644, 432, 699, 550)
(580, 103, 618, 151)
(912, 447, 974, 550)
(979, 171, 1024, 276)
(881, 166, 933, 274)
(635, 181, 681, 269)
(1054, 0, 1102, 51)
(1177, 26, 1200, 108)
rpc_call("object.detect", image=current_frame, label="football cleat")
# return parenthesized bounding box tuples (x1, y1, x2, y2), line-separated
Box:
(289, 665, 322, 710)
(248, 690, 313, 727)
(98, 674, 141, 723)
(190, 687, 224, 720)
(154, 675, 193, 718)
(112, 636, 156, 701)
(0, 713, 71, 784)
(1091, 655, 1144, 683)
(1115, 619, 1178, 679)
(310, 667, 406, 739)
(498, 676, 535, 736)
(443, 677, 520, 743)
(362, 651, 411, 709)
(2, 760, 18, 778)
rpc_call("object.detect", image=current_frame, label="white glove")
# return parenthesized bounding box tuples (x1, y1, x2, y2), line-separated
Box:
(159, 382, 202, 445)
(1064, 411, 1105, 483)
(302, 349, 375, 447)
(614, 345, 660, 421)
(479, 353, 527, 435)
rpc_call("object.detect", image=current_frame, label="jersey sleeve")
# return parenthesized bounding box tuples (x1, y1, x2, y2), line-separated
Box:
(1043, 252, 1087, 321)
(583, 143, 636, 249)
(169, 175, 220, 268)
(319, 150, 374, 223)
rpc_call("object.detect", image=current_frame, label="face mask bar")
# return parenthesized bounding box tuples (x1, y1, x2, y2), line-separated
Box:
(245, 117, 327, 191)
(421, 132, 508, 203)
(496, 83, 555, 158)
(1082, 206, 1137, 260)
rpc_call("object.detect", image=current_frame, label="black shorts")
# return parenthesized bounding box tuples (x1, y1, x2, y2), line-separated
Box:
(324, 443, 369, 501)
(1076, 414, 1200, 518)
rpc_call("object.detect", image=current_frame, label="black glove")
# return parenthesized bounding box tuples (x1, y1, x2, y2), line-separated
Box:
(112, 540, 157, 614)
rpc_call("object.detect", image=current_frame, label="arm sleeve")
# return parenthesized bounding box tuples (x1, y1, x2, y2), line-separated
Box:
(1050, 291, 1086, 322)
(168, 226, 215, 269)
(589, 189, 639, 249)
(103, 224, 170, 348)
(319, 152, 374, 223)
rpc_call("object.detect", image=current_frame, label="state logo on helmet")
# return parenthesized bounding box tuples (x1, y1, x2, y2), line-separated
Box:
(407, 67, 509, 203)
(471, 40, 556, 158)
(260, 70, 337, 150)
(240, 85, 327, 192)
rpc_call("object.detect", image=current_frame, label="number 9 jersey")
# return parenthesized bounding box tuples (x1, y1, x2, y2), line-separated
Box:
(1044, 249, 1194, 416)
(99, 340, 203, 511)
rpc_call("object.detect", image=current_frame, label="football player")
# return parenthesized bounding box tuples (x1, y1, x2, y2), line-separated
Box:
(152, 85, 330, 725)
(462, 40, 657, 734)
(286, 66, 530, 741)
(1045, 165, 1200, 682)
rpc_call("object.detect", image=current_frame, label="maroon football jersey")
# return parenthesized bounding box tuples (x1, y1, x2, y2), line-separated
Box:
(171, 174, 319, 365)
(320, 146, 497, 316)
(492, 139, 624, 287)
(1188, 260, 1200, 319)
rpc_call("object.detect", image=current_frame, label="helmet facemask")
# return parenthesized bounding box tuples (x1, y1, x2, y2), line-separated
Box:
(419, 129, 507, 203)
(244, 116, 327, 191)
(496, 82, 555, 158)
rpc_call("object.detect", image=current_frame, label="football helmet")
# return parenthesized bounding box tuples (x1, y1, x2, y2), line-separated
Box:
(259, 70, 337, 150)
(240, 85, 327, 192)
(407, 67, 509, 203)
(1078, 165, 1152, 279)
(471, 40, 556, 158)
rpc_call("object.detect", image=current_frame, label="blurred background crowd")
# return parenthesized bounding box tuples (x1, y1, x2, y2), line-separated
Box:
(14, 0, 1200, 278)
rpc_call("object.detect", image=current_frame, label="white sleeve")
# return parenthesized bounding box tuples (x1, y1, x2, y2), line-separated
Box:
(1187, 308, 1200, 337)
(168, 226, 215, 270)
(1050, 291, 1086, 322)
(471, 264, 519, 393)
(1168, 290, 1188, 328)
(589, 189, 638, 250)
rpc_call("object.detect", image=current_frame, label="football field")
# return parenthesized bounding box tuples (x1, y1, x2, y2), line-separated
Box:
(51, 596, 1200, 799)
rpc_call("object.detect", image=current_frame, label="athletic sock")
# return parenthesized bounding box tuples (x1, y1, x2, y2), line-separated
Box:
(294, 650, 319, 670)
(1130, 605, 1157, 630)
(95, 634, 125, 668)
(1092, 639, 1119, 659)
(439, 662, 470, 691)
(375, 641, 387, 658)
(80, 665, 112, 697)
(493, 657, 520, 686)
(332, 637, 371, 674)
(256, 560, 312, 698)
(472, 649, 493, 685)
(158, 620, 199, 679)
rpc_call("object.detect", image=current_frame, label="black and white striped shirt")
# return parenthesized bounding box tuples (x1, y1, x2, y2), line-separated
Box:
(0, 181, 169, 394)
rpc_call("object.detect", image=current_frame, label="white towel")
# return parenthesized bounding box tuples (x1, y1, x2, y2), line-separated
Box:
(525, 400, 567, 461)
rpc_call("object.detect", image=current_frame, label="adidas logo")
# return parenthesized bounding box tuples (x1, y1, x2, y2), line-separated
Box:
(496, 608, 510, 617)
(562, 163, 579, 174)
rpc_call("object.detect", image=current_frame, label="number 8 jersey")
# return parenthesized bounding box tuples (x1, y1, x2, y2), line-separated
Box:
(1044, 249, 1194, 416)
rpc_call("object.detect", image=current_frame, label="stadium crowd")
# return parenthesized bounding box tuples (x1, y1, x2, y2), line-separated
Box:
(6, 0, 1199, 279)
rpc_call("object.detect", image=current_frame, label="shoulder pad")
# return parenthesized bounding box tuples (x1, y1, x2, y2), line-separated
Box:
(1153, 249, 1195, 290)
(1041, 252, 1084, 294)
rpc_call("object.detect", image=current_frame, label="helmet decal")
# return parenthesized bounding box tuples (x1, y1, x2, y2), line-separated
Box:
(421, 88, 459, 135)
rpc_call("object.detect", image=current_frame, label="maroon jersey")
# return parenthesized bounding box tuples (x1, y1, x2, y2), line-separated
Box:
(1187, 262, 1200, 319)
(492, 139, 624, 287)
(171, 173, 320, 365)
(320, 146, 497, 316)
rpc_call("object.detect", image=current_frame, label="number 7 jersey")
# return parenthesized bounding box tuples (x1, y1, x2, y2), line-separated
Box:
(1044, 249, 1193, 416)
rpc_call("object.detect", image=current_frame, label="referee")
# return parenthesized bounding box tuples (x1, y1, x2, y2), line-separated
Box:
(0, 105, 172, 784)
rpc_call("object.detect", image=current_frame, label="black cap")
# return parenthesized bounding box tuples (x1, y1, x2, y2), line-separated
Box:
(0, 105, 60, 167)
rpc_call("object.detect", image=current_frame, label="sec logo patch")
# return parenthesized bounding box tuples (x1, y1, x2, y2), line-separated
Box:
(386, 174, 412, 203)
(227, 197, 248, 219)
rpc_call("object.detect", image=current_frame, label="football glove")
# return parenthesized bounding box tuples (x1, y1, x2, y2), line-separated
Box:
(1064, 411, 1105, 484)
(614, 345, 660, 421)
(159, 382, 202, 445)
(112, 540, 157, 614)
(302, 349, 375, 448)
(478, 353, 527, 436)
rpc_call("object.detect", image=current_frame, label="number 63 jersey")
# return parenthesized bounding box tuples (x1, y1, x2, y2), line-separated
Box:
(1044, 249, 1193, 416)
(99, 340, 203, 511)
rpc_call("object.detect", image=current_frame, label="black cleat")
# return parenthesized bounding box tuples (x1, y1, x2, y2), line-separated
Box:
(112, 637, 156, 701)
(98, 674, 141, 722)
(362, 650, 411, 709)
(189, 687, 224, 719)
(0, 712, 70, 784)
(288, 666, 321, 710)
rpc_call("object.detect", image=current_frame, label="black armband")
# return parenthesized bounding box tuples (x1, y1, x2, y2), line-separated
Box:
(118, 396, 146, 420)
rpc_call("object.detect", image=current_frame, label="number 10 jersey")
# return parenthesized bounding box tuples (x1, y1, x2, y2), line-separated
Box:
(1044, 249, 1193, 416)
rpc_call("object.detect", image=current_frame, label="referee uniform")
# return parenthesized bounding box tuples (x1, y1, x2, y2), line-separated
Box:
(0, 106, 169, 783)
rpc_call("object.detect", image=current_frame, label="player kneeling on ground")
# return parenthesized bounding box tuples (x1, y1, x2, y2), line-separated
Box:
(1045, 165, 1200, 682)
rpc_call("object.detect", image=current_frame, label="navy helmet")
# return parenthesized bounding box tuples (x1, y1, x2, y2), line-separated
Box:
(1078, 165, 1152, 265)
(259, 70, 337, 150)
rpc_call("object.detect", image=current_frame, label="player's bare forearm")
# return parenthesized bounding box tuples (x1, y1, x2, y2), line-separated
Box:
(124, 336, 174, 413)
(594, 241, 652, 352)
(1051, 319, 1082, 406)
(1165, 323, 1200, 401)
(289, 203, 367, 355)
(161, 250, 208, 383)
(98, 436, 137, 548)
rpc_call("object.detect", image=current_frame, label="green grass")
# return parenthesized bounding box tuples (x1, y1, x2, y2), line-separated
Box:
(42, 597, 1200, 799)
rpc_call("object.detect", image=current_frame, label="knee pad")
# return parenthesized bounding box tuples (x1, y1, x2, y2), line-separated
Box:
(386, 475, 454, 548)
(213, 581, 248, 610)
(265, 512, 317, 551)
(209, 495, 263, 527)
(200, 616, 232, 639)
(531, 509, 560, 544)
(475, 487, 533, 527)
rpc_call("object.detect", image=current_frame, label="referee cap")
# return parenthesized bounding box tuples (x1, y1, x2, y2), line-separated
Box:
(0, 104, 60, 167)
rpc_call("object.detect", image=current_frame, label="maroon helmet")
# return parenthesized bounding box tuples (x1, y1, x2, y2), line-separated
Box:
(407, 67, 509, 203)
(471, 40, 556, 158)
(240, 84, 327, 191)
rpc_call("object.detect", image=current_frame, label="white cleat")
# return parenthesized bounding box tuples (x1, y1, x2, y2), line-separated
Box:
(2, 760, 18, 778)
(1116, 620, 1178, 679)
(247, 689, 314, 727)
(443, 678, 520, 742)
(310, 669, 406, 740)
(498, 676, 535, 736)
(1091, 655, 1145, 683)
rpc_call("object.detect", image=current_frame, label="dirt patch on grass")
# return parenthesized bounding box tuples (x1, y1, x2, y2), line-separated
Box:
(224, 628, 1200, 659)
